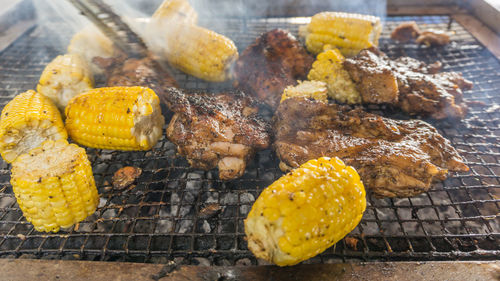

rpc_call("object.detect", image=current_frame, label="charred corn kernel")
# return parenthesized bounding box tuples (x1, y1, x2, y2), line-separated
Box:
(68, 25, 116, 75)
(280, 81, 328, 103)
(152, 0, 198, 24)
(65, 86, 164, 151)
(245, 157, 366, 266)
(11, 139, 99, 232)
(307, 47, 361, 104)
(0, 90, 68, 163)
(300, 12, 381, 57)
(37, 54, 94, 111)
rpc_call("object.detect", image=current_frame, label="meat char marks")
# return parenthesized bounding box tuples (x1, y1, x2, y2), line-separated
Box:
(234, 29, 314, 110)
(344, 47, 473, 119)
(165, 87, 270, 180)
(274, 98, 469, 197)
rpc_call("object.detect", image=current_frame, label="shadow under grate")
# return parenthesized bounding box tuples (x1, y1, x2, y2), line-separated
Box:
(0, 15, 498, 265)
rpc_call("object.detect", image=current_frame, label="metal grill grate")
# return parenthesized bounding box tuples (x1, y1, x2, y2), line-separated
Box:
(0, 15, 498, 265)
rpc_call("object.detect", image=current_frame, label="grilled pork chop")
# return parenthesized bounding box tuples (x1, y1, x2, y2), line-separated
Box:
(233, 29, 314, 110)
(273, 98, 469, 197)
(344, 47, 472, 119)
(165, 87, 270, 180)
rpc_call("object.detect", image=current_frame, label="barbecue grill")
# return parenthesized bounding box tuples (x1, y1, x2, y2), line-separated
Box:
(0, 0, 498, 279)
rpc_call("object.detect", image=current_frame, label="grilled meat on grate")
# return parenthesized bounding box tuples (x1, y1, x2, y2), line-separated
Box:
(93, 54, 178, 95)
(344, 47, 472, 119)
(233, 29, 314, 110)
(390, 21, 421, 43)
(273, 97, 469, 197)
(165, 87, 270, 180)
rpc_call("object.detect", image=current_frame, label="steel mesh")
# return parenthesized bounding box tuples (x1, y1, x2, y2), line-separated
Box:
(0, 15, 498, 265)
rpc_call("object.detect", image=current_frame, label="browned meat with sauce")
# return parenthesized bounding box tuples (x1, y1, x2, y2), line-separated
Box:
(273, 97, 469, 197)
(93, 54, 178, 98)
(165, 87, 270, 180)
(416, 30, 451, 46)
(391, 22, 450, 46)
(344, 48, 473, 119)
(391, 21, 421, 43)
(233, 29, 314, 110)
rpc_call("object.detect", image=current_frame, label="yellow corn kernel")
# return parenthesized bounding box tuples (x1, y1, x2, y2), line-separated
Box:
(307, 48, 361, 104)
(280, 80, 328, 103)
(152, 0, 198, 25)
(245, 157, 366, 266)
(11, 139, 99, 232)
(65, 86, 164, 151)
(149, 0, 238, 83)
(162, 23, 238, 82)
(0, 90, 67, 163)
(37, 53, 94, 110)
(301, 12, 381, 57)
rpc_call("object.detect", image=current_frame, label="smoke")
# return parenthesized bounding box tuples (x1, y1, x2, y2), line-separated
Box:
(32, 0, 386, 49)
(32, 0, 92, 48)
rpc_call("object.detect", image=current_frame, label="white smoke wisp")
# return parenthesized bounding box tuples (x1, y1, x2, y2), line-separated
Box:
(32, 0, 93, 49)
(102, 0, 387, 51)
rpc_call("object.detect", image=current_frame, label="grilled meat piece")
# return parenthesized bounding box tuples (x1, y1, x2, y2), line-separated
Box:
(233, 29, 314, 110)
(344, 48, 473, 119)
(93, 54, 178, 98)
(390, 21, 421, 43)
(416, 30, 451, 46)
(165, 87, 270, 180)
(273, 98, 469, 197)
(391, 22, 450, 46)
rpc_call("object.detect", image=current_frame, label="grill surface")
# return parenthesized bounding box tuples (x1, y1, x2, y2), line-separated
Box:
(0, 15, 498, 265)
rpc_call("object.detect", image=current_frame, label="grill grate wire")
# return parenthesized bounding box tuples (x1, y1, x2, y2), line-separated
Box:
(0, 15, 498, 265)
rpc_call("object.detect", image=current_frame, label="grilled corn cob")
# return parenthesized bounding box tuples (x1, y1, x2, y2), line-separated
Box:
(65, 86, 164, 151)
(149, 1, 238, 82)
(280, 80, 328, 103)
(11, 139, 99, 232)
(156, 23, 238, 82)
(245, 157, 366, 266)
(0, 90, 67, 163)
(152, 0, 198, 24)
(300, 12, 381, 57)
(37, 54, 94, 111)
(307, 47, 361, 104)
(67, 25, 116, 75)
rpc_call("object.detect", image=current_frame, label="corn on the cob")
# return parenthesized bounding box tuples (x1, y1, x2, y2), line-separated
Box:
(65, 86, 164, 151)
(37, 54, 94, 111)
(149, 1, 238, 82)
(307, 47, 361, 104)
(152, 0, 198, 25)
(11, 139, 99, 232)
(300, 12, 381, 57)
(67, 25, 116, 75)
(0, 90, 67, 163)
(245, 157, 366, 266)
(280, 80, 328, 103)
(155, 23, 238, 82)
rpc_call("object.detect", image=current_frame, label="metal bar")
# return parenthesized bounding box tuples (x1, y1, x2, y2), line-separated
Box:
(0, 259, 498, 281)
(464, 0, 500, 34)
(452, 13, 500, 59)
(0, 0, 35, 54)
(65, 0, 148, 58)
